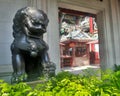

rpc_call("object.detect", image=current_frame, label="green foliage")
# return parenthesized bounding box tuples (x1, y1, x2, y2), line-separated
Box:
(1, 70, 120, 96)
(0, 80, 32, 96)
(114, 64, 120, 72)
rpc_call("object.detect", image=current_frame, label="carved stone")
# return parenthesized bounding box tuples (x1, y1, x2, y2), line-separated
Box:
(11, 7, 56, 83)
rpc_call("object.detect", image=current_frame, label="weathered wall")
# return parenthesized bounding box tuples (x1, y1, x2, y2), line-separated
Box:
(109, 0, 120, 67)
(0, 0, 28, 65)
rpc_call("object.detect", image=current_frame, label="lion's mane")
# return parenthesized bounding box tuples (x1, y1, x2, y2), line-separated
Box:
(12, 7, 49, 38)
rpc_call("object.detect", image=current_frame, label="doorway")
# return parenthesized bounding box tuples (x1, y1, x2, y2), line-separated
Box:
(58, 8, 100, 68)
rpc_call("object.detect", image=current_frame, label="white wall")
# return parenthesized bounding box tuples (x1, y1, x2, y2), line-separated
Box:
(0, 0, 28, 72)
(47, 0, 61, 73)
(109, 0, 120, 67)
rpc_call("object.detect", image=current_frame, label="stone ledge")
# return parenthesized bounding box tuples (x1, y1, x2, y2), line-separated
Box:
(0, 72, 12, 83)
(27, 80, 47, 88)
(0, 64, 13, 73)
(0, 64, 13, 83)
(0, 72, 12, 77)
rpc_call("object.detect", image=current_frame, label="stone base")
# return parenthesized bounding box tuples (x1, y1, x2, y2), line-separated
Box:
(0, 72, 12, 83)
(0, 64, 13, 83)
(27, 80, 47, 88)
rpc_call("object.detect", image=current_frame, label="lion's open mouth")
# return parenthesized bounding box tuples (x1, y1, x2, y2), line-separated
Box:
(28, 28, 45, 36)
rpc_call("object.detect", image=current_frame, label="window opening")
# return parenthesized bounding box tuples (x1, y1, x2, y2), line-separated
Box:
(59, 8, 100, 68)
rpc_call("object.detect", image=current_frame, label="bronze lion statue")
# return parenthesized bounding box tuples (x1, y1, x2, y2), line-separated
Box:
(11, 7, 56, 83)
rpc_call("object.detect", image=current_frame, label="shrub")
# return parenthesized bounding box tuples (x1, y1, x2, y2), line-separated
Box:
(114, 64, 120, 72)
(0, 70, 120, 96)
(0, 80, 32, 96)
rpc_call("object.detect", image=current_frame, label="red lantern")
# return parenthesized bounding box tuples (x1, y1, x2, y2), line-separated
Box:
(69, 42, 75, 47)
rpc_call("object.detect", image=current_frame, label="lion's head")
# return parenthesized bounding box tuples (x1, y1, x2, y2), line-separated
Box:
(13, 7, 49, 38)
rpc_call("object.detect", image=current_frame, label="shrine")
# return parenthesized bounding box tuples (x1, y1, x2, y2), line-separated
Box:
(60, 39, 100, 67)
(59, 8, 100, 67)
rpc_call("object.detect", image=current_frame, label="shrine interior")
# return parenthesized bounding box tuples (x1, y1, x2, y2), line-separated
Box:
(59, 8, 100, 68)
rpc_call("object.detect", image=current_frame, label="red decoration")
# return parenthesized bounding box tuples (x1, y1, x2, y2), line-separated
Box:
(89, 17, 93, 33)
(91, 44, 95, 51)
(69, 42, 75, 47)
